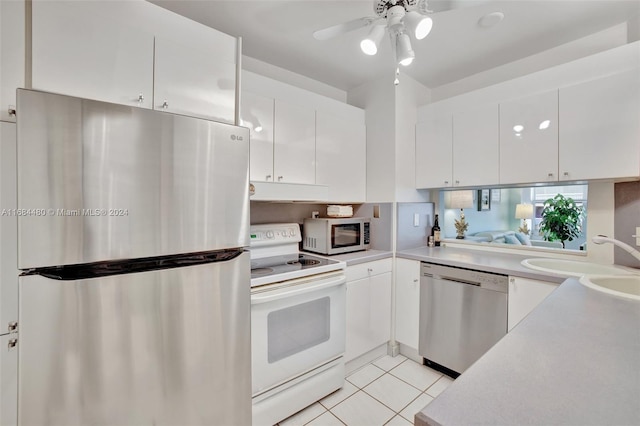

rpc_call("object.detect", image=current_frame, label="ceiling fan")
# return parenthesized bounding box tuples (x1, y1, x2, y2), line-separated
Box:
(313, 0, 491, 70)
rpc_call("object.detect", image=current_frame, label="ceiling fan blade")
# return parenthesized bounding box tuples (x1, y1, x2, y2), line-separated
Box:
(313, 17, 376, 41)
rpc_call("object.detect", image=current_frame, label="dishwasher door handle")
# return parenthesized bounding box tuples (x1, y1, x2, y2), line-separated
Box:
(440, 276, 481, 287)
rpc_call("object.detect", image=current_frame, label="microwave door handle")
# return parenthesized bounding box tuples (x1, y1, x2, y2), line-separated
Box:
(251, 275, 346, 305)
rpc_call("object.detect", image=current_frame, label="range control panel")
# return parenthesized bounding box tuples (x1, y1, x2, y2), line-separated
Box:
(249, 223, 302, 247)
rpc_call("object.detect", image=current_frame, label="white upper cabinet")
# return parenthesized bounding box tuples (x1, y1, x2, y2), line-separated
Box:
(0, 0, 25, 122)
(499, 90, 559, 185)
(452, 104, 499, 187)
(415, 110, 453, 189)
(154, 37, 235, 123)
(31, 1, 154, 108)
(273, 100, 316, 185)
(559, 70, 640, 181)
(316, 111, 366, 202)
(241, 91, 274, 182)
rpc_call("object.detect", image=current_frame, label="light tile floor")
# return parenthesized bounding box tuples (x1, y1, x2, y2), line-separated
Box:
(278, 355, 454, 426)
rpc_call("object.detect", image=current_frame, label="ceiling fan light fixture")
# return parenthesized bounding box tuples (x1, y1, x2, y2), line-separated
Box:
(360, 24, 385, 55)
(404, 11, 433, 40)
(396, 32, 415, 66)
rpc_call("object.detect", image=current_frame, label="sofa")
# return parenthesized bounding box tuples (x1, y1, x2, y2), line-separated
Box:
(471, 231, 564, 249)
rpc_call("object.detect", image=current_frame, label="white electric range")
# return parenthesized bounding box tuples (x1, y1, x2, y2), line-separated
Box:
(249, 223, 346, 426)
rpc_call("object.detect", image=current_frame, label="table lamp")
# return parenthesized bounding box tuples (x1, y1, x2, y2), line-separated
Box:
(515, 203, 534, 235)
(447, 190, 474, 239)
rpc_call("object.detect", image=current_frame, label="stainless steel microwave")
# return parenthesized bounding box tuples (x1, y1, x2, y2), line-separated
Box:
(303, 217, 370, 255)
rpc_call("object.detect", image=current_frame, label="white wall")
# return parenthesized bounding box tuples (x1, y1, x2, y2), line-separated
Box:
(348, 73, 396, 203)
(242, 55, 347, 103)
(394, 73, 431, 203)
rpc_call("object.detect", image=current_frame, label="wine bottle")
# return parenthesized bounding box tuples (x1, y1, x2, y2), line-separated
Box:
(432, 214, 441, 247)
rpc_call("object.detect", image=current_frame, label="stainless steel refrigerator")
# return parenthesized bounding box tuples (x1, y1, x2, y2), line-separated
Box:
(15, 89, 251, 425)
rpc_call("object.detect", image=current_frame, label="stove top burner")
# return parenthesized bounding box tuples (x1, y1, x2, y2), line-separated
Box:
(287, 258, 321, 266)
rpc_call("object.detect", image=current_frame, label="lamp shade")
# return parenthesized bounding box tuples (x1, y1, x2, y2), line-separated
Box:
(446, 190, 474, 209)
(515, 203, 534, 219)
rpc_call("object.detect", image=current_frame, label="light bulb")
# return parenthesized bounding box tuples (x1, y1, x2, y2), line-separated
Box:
(404, 11, 433, 40)
(396, 33, 415, 67)
(360, 25, 385, 56)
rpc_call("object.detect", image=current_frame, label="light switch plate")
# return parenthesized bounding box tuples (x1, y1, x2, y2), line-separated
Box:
(636, 227, 640, 246)
(413, 213, 420, 227)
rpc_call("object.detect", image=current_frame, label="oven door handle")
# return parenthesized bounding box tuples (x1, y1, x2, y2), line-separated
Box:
(251, 275, 346, 305)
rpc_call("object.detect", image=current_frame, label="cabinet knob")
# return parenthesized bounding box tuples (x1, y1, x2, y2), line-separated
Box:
(444, 180, 449, 185)
(266, 174, 272, 181)
(278, 176, 283, 182)
(413, 279, 419, 283)
(548, 173, 554, 178)
(137, 94, 144, 103)
(7, 321, 17, 333)
(563, 171, 569, 177)
(7, 338, 17, 349)
(162, 101, 169, 109)
(455, 180, 460, 185)
(367, 268, 373, 273)
(8, 106, 16, 116)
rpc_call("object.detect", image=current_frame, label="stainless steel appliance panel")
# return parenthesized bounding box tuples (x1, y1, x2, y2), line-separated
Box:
(17, 89, 250, 269)
(1, 122, 18, 333)
(419, 263, 508, 374)
(1, 333, 18, 426)
(18, 252, 251, 426)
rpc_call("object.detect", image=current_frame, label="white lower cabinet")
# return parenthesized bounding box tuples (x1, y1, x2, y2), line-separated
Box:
(394, 258, 420, 350)
(0, 333, 18, 426)
(345, 259, 392, 363)
(508, 276, 559, 331)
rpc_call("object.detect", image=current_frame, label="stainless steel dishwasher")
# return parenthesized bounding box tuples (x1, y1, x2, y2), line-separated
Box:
(418, 262, 508, 377)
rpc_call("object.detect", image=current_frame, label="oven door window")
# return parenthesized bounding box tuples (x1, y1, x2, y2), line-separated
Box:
(331, 224, 360, 248)
(267, 297, 330, 363)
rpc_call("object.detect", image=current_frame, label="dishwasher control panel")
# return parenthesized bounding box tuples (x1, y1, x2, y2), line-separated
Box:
(421, 262, 508, 293)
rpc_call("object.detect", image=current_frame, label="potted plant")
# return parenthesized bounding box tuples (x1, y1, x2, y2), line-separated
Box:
(538, 194, 585, 248)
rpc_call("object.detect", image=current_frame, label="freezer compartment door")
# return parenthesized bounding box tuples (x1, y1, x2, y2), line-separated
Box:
(17, 89, 249, 269)
(18, 252, 251, 426)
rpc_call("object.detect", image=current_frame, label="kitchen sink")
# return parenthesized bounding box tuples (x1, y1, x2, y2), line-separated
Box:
(579, 275, 640, 301)
(521, 258, 635, 277)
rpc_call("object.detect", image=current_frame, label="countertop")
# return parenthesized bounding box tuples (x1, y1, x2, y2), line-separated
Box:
(397, 246, 568, 283)
(415, 277, 640, 426)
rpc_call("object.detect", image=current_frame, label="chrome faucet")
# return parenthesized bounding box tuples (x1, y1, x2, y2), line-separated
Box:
(592, 235, 640, 263)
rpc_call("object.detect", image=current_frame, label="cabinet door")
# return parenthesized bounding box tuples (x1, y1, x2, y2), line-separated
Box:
(559, 70, 640, 181)
(31, 1, 154, 108)
(0, 123, 17, 334)
(508, 276, 558, 331)
(452, 104, 499, 187)
(273, 100, 316, 184)
(415, 112, 453, 188)
(0, 0, 25, 122)
(316, 111, 366, 202)
(241, 91, 274, 182)
(500, 91, 559, 184)
(394, 259, 420, 349)
(345, 272, 392, 363)
(154, 37, 236, 123)
(0, 334, 18, 426)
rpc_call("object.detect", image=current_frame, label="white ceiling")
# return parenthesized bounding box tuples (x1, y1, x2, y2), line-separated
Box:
(150, 0, 640, 91)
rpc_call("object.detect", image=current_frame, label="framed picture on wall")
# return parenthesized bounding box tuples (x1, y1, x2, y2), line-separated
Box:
(478, 189, 491, 211)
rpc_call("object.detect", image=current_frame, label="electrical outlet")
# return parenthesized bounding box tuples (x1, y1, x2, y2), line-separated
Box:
(413, 213, 420, 227)
(636, 227, 640, 246)
(373, 205, 380, 218)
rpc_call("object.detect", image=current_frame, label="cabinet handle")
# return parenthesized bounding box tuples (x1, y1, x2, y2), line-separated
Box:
(444, 180, 449, 185)
(161, 101, 169, 109)
(547, 173, 554, 178)
(7, 321, 17, 333)
(137, 94, 144, 103)
(455, 180, 460, 185)
(8, 106, 16, 116)
(413, 279, 419, 283)
(278, 176, 283, 182)
(367, 268, 373, 273)
(7, 338, 17, 349)
(563, 171, 569, 177)
(266, 175, 272, 181)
